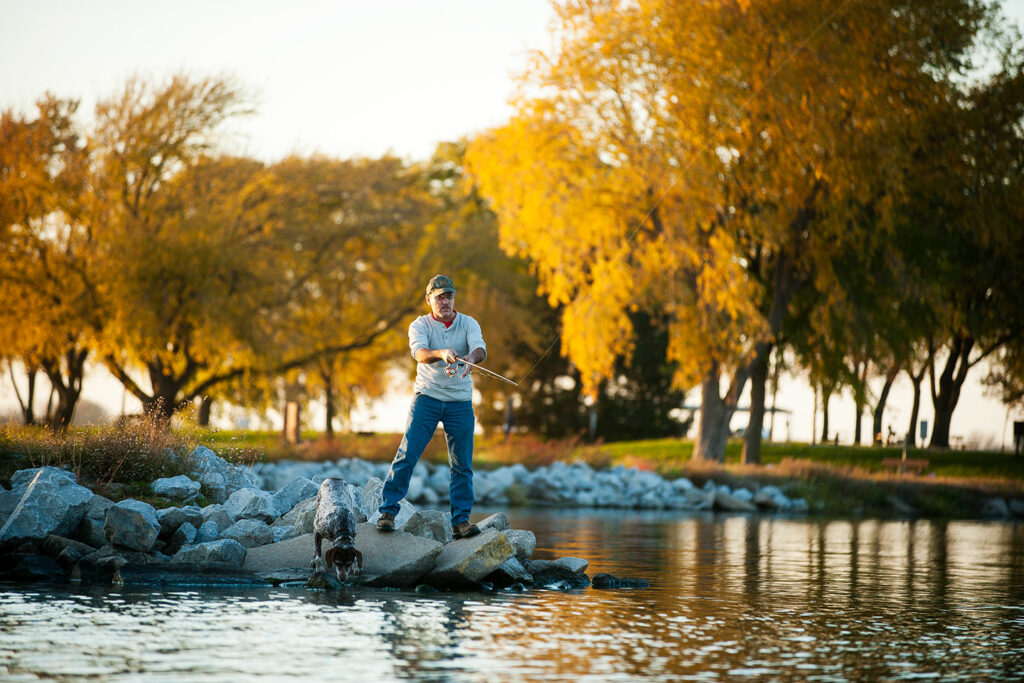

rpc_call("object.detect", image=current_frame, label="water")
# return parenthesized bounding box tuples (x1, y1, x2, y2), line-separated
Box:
(3, 510, 1024, 681)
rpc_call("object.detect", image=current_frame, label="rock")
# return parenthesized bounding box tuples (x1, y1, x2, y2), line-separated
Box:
(272, 477, 320, 518)
(306, 571, 343, 590)
(224, 488, 276, 523)
(243, 528, 444, 589)
(187, 446, 259, 502)
(424, 529, 515, 589)
(0, 471, 94, 546)
(525, 559, 591, 589)
(72, 545, 129, 584)
(681, 488, 714, 510)
(41, 535, 96, 568)
(0, 553, 66, 583)
(197, 472, 227, 504)
(242, 534, 317, 573)
(220, 519, 274, 549)
(168, 522, 198, 554)
(592, 572, 650, 589)
(114, 562, 267, 587)
(360, 477, 385, 518)
(485, 556, 534, 587)
(201, 504, 235, 533)
(172, 539, 247, 567)
(273, 497, 317, 538)
(554, 556, 589, 574)
(10, 466, 76, 488)
(428, 466, 450, 499)
(104, 499, 161, 552)
(156, 506, 205, 538)
(1011, 500, 1024, 518)
(401, 510, 453, 543)
(981, 497, 1011, 519)
(713, 489, 758, 513)
(504, 529, 537, 563)
(196, 520, 219, 543)
(75, 495, 114, 548)
(151, 475, 201, 502)
(477, 512, 510, 532)
(367, 499, 417, 530)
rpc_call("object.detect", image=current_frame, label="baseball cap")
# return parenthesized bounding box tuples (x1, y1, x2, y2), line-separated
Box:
(425, 274, 456, 297)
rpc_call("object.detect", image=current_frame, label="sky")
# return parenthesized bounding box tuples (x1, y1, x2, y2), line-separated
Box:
(0, 0, 556, 162)
(2, 1, 1024, 446)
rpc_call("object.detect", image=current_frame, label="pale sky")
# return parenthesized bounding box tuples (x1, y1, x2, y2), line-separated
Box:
(2, 1, 1023, 445)
(0, 0, 557, 162)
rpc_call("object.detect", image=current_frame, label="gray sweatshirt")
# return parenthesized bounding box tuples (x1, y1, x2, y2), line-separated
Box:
(408, 312, 487, 402)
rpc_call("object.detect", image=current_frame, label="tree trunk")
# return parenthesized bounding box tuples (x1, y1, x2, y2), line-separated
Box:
(694, 370, 730, 463)
(323, 369, 336, 438)
(929, 336, 973, 449)
(907, 367, 925, 447)
(821, 386, 832, 444)
(8, 361, 39, 425)
(853, 360, 868, 445)
(41, 348, 88, 432)
(197, 397, 212, 427)
(871, 365, 900, 446)
(742, 342, 772, 464)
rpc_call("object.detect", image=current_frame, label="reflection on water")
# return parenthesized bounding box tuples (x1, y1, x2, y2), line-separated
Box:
(3, 511, 1024, 681)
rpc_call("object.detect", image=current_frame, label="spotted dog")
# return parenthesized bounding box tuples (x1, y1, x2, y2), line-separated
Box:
(312, 478, 365, 582)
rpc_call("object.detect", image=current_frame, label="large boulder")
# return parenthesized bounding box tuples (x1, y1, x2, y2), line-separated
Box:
(104, 499, 161, 552)
(243, 527, 444, 589)
(272, 477, 319, 518)
(187, 446, 260, 503)
(401, 510, 452, 543)
(220, 519, 274, 549)
(355, 523, 444, 588)
(200, 504, 235, 533)
(167, 522, 198, 555)
(272, 497, 317, 539)
(504, 529, 537, 563)
(1, 469, 95, 546)
(423, 529, 515, 588)
(713, 489, 758, 513)
(75, 495, 115, 548)
(156, 506, 205, 538)
(224, 488, 276, 523)
(151, 475, 201, 502)
(172, 539, 247, 567)
(10, 466, 77, 488)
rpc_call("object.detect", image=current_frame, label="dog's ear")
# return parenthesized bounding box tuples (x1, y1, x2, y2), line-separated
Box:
(354, 549, 363, 569)
(323, 546, 337, 569)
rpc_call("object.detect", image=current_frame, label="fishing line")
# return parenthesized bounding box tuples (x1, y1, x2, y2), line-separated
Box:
(511, 0, 858, 389)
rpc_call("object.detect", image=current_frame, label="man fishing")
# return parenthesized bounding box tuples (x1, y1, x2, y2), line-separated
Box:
(377, 274, 487, 539)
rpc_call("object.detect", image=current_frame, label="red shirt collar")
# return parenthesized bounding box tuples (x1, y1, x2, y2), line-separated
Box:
(432, 311, 457, 328)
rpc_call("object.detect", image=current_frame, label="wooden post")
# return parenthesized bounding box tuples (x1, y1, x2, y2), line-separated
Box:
(283, 401, 301, 444)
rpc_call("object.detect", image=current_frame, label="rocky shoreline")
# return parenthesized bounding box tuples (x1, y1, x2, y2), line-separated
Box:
(2, 446, 1019, 589)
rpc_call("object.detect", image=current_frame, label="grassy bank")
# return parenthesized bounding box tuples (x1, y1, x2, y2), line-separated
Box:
(3, 424, 1022, 518)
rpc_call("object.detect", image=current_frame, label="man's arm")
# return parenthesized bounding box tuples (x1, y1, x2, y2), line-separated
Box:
(413, 347, 484, 364)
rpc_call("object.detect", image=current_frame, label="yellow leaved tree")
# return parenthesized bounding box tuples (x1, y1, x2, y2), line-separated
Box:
(468, 0, 996, 461)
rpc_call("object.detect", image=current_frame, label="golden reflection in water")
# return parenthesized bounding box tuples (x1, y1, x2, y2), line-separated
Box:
(2, 514, 1022, 681)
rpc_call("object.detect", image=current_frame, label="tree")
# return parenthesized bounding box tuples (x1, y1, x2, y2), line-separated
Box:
(894, 52, 1024, 448)
(0, 95, 94, 430)
(469, 0, 992, 460)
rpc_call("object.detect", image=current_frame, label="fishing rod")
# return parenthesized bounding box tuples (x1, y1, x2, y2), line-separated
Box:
(447, 359, 519, 386)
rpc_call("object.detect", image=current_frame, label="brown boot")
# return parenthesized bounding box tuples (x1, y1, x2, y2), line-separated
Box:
(452, 521, 480, 539)
(376, 512, 395, 532)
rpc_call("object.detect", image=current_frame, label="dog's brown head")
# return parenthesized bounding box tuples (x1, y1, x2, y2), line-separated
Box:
(324, 545, 363, 581)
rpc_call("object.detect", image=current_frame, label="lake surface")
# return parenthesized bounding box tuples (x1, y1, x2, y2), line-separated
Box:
(3, 509, 1024, 681)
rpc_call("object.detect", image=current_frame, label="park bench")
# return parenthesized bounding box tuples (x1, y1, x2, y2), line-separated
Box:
(881, 457, 929, 475)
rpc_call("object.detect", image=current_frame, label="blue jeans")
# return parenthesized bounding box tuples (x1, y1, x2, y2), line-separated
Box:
(380, 394, 475, 525)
